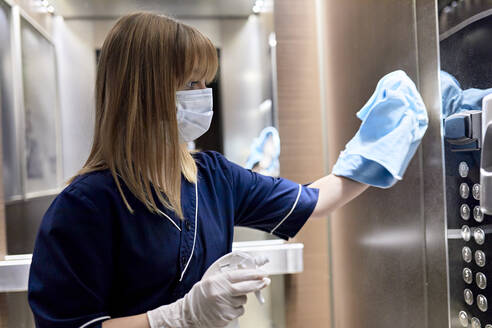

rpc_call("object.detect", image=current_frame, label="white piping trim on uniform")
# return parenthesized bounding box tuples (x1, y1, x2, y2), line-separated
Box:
(156, 208, 182, 232)
(270, 184, 302, 234)
(79, 316, 111, 328)
(179, 182, 198, 282)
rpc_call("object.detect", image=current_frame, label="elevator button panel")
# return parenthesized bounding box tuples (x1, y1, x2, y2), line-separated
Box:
(475, 251, 486, 268)
(461, 183, 471, 199)
(475, 229, 486, 245)
(463, 247, 473, 262)
(478, 295, 488, 312)
(463, 225, 472, 241)
(446, 154, 492, 327)
(466, 289, 475, 305)
(474, 206, 484, 223)
(460, 162, 470, 178)
(460, 311, 469, 327)
(473, 184, 481, 200)
(464, 268, 474, 284)
(477, 272, 487, 290)
(462, 204, 471, 220)
(472, 317, 482, 328)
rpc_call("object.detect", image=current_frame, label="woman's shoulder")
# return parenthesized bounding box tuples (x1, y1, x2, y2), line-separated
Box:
(193, 151, 234, 176)
(37, 170, 120, 242)
(66, 169, 116, 196)
(55, 169, 119, 212)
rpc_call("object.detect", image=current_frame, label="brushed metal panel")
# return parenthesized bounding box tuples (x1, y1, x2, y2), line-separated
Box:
(416, 1, 449, 327)
(320, 0, 444, 327)
(6, 291, 34, 328)
(6, 194, 56, 254)
(0, 1, 23, 200)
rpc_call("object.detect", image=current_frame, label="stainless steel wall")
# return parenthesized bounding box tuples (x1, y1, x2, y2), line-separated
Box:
(318, 0, 447, 327)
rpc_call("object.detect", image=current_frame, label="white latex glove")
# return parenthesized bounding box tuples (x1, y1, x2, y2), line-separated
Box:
(146, 268, 270, 328)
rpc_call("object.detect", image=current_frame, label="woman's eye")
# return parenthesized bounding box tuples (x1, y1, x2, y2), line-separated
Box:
(186, 81, 199, 88)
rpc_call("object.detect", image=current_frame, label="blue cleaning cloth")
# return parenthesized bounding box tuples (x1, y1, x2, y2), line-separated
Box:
(332, 70, 428, 188)
(440, 70, 492, 118)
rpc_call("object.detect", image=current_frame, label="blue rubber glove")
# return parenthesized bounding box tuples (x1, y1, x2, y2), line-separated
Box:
(332, 70, 428, 188)
(440, 70, 492, 118)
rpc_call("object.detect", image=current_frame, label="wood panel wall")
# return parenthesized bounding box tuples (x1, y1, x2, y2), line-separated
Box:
(274, 1, 332, 327)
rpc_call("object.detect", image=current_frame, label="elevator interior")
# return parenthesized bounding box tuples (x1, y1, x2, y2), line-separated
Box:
(1, 0, 492, 327)
(0, 0, 285, 326)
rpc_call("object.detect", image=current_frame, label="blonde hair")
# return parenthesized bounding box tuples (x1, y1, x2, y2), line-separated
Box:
(71, 12, 218, 219)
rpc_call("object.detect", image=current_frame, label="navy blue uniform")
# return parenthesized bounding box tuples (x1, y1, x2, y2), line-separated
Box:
(28, 151, 319, 327)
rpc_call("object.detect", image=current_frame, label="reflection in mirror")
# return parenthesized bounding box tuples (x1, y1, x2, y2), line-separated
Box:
(0, 1, 23, 200)
(21, 18, 59, 194)
(439, 1, 492, 117)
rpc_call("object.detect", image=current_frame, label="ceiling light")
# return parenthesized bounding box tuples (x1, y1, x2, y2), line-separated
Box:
(252, 0, 273, 14)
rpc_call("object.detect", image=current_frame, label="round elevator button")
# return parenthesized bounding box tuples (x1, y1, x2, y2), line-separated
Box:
(465, 289, 474, 305)
(474, 206, 484, 223)
(462, 225, 472, 241)
(464, 268, 473, 284)
(485, 325, 492, 328)
(463, 247, 473, 263)
(460, 162, 470, 178)
(476, 272, 487, 290)
(473, 184, 481, 200)
(475, 251, 486, 267)
(462, 204, 471, 220)
(472, 317, 482, 328)
(459, 311, 469, 327)
(474, 228, 485, 245)
(461, 183, 470, 199)
(478, 294, 488, 312)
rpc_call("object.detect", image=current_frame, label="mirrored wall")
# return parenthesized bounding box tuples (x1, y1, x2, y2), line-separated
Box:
(20, 17, 60, 195)
(0, 1, 22, 201)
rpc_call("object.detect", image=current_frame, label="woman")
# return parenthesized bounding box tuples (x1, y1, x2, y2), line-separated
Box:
(27, 12, 426, 328)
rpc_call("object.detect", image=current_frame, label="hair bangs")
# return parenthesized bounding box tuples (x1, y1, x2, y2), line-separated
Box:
(180, 25, 218, 85)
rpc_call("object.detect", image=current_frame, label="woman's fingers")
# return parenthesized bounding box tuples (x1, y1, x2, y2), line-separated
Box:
(229, 295, 248, 307)
(222, 305, 245, 321)
(254, 255, 269, 267)
(225, 269, 268, 283)
(230, 277, 271, 296)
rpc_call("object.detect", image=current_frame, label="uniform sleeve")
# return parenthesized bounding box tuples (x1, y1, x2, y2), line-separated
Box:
(220, 154, 319, 240)
(28, 186, 112, 328)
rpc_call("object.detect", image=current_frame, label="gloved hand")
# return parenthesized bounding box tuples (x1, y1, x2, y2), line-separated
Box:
(146, 268, 270, 328)
(332, 70, 428, 188)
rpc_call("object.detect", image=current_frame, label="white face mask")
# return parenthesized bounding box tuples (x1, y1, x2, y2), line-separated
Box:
(176, 88, 214, 142)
